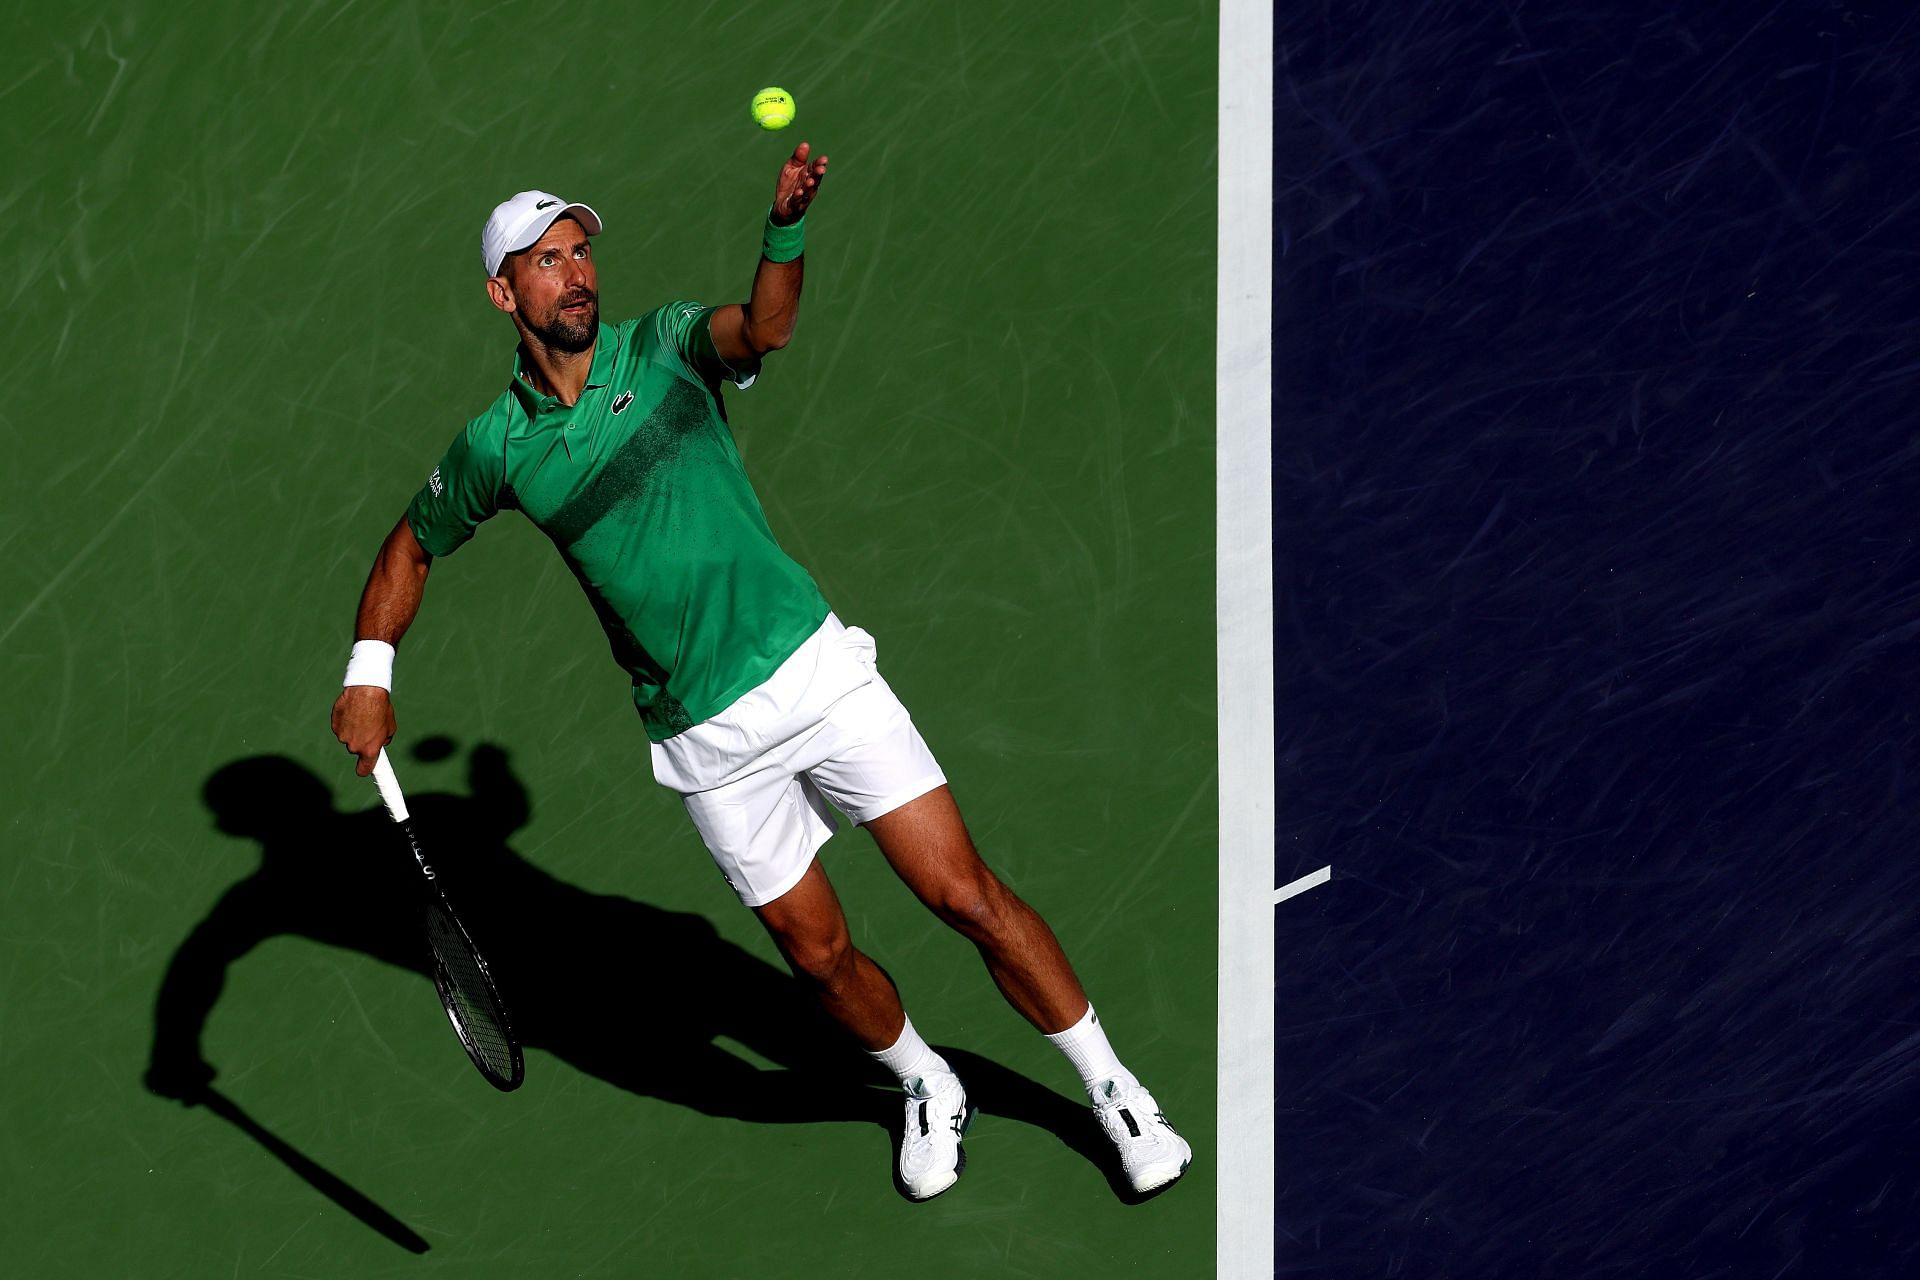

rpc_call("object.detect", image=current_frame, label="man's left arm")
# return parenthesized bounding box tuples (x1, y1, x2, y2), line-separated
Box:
(710, 141, 830, 362)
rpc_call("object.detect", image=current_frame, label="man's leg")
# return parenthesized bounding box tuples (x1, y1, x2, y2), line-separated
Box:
(863, 784, 1193, 1194)
(860, 785, 1088, 1034)
(752, 857, 975, 1200)
(750, 857, 904, 1050)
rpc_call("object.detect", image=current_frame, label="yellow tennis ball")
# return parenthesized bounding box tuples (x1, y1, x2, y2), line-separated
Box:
(750, 87, 796, 131)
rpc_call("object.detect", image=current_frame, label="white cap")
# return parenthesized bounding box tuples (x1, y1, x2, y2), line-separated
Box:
(481, 190, 604, 277)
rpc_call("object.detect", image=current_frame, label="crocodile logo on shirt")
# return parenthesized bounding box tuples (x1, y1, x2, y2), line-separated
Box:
(611, 391, 634, 415)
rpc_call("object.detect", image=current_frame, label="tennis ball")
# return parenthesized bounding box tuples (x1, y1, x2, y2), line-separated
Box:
(751, 87, 796, 131)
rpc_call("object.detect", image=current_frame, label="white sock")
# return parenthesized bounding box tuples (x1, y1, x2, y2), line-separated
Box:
(1044, 1004, 1132, 1095)
(868, 1014, 953, 1093)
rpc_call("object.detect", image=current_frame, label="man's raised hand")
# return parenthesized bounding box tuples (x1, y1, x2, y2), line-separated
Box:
(771, 142, 829, 227)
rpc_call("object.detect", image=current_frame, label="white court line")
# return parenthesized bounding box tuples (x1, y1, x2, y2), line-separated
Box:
(1273, 866, 1332, 905)
(1216, 0, 1274, 1277)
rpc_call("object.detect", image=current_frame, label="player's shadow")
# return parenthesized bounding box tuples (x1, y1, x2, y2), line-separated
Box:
(147, 740, 1118, 1246)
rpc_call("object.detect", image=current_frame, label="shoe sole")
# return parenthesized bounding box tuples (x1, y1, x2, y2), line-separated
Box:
(902, 1103, 977, 1203)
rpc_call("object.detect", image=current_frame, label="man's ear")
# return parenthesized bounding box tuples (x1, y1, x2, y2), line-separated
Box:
(486, 274, 516, 315)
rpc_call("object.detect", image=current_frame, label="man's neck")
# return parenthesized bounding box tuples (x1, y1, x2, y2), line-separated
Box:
(515, 330, 596, 407)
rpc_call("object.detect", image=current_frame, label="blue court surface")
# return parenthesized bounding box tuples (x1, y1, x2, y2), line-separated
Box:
(1272, 4, 1919, 1276)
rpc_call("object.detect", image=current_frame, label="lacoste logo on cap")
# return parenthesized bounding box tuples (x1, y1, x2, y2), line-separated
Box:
(536, 198, 559, 210)
(611, 391, 634, 415)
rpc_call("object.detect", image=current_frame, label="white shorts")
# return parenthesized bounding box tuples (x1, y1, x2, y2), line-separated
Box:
(649, 614, 947, 908)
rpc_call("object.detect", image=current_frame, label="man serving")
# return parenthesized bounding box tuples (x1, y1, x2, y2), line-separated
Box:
(330, 143, 1190, 1201)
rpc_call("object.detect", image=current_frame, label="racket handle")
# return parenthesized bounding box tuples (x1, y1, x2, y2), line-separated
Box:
(370, 748, 411, 823)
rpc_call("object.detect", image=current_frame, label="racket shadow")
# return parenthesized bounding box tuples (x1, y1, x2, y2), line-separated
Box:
(198, 1088, 431, 1254)
(147, 742, 1091, 1241)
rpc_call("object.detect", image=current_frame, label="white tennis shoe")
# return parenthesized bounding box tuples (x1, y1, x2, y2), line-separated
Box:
(1092, 1076, 1191, 1194)
(897, 1071, 974, 1201)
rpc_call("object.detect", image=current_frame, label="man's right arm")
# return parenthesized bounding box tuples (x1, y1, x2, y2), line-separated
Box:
(708, 140, 829, 366)
(331, 516, 432, 776)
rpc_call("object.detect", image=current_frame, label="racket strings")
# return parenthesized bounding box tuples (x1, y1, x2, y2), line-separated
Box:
(426, 900, 519, 1084)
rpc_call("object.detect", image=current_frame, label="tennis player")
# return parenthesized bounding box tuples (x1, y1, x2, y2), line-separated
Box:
(330, 143, 1190, 1201)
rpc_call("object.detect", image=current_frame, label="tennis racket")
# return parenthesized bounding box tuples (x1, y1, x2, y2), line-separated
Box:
(371, 749, 524, 1091)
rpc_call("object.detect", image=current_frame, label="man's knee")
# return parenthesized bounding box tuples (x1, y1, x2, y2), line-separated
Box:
(930, 870, 1018, 941)
(753, 861, 863, 989)
(776, 921, 857, 988)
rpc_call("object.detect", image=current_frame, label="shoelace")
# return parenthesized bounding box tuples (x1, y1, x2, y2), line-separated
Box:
(905, 1078, 962, 1147)
(905, 1079, 936, 1146)
(1097, 1080, 1153, 1141)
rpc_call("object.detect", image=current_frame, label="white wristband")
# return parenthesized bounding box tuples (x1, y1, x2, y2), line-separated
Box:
(343, 640, 395, 692)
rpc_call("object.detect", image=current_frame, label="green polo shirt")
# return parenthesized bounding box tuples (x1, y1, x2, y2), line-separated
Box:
(405, 304, 830, 740)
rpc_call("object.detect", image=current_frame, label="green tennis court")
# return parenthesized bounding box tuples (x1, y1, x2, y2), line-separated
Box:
(3, 2, 1219, 1274)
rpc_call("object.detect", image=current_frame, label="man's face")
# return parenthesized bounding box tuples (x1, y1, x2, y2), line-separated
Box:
(492, 215, 598, 352)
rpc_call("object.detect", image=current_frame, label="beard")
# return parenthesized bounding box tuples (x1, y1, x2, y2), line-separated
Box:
(527, 291, 598, 352)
